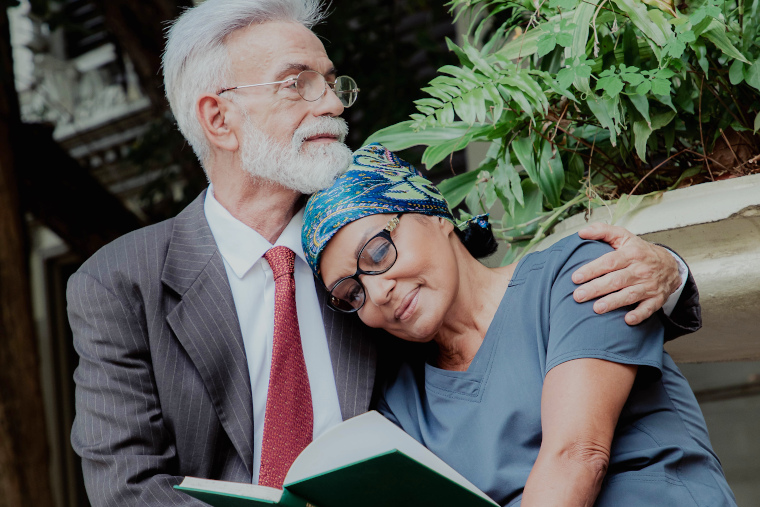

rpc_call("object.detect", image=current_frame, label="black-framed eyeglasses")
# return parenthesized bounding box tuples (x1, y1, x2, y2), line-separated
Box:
(326, 214, 402, 313)
(217, 70, 360, 108)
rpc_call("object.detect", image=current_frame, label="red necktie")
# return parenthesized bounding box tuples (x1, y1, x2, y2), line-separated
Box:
(258, 246, 313, 488)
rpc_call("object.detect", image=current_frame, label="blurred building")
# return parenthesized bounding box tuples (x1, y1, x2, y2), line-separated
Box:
(11, 1, 156, 505)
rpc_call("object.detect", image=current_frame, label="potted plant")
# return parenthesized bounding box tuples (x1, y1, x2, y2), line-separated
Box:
(367, 0, 760, 265)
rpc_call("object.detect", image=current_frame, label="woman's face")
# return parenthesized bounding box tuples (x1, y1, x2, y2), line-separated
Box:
(319, 213, 460, 342)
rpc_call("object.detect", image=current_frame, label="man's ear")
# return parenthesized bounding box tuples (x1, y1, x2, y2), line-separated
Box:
(197, 94, 241, 153)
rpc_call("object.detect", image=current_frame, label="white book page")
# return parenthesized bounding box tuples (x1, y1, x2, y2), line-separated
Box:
(178, 477, 282, 502)
(284, 411, 497, 505)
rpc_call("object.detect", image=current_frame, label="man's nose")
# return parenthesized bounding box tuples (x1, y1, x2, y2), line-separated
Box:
(311, 83, 345, 117)
(362, 274, 394, 307)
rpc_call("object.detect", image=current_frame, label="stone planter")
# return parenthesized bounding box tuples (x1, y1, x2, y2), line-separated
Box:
(531, 173, 760, 363)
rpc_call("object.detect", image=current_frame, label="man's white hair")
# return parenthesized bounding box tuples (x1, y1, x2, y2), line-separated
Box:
(162, 0, 327, 169)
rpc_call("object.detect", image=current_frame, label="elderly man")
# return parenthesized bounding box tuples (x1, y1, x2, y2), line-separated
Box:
(67, 0, 698, 505)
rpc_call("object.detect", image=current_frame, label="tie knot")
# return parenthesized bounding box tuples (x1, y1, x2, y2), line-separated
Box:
(264, 246, 296, 280)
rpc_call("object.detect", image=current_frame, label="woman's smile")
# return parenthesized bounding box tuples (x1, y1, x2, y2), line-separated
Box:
(394, 286, 420, 321)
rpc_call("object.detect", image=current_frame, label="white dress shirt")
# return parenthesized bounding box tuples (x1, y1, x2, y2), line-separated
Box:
(663, 250, 688, 316)
(204, 187, 343, 485)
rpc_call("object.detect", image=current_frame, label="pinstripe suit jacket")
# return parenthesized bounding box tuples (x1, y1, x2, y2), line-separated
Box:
(68, 190, 378, 506)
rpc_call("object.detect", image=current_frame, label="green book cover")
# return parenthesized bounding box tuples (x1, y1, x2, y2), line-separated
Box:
(175, 411, 498, 507)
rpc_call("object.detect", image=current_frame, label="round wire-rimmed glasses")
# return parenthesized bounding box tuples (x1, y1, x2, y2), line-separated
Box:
(217, 70, 360, 108)
(326, 214, 402, 313)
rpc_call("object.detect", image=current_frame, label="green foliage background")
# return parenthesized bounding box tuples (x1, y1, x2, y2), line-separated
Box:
(369, 0, 760, 264)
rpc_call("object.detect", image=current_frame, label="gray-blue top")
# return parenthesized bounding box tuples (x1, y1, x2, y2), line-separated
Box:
(377, 235, 736, 507)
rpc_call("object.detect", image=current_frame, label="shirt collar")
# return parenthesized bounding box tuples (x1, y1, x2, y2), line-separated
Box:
(204, 185, 308, 279)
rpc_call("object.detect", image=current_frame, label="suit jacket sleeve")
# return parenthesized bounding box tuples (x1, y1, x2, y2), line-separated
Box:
(68, 270, 206, 506)
(658, 249, 702, 342)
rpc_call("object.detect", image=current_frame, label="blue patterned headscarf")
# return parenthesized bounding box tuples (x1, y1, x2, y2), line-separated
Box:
(302, 143, 454, 278)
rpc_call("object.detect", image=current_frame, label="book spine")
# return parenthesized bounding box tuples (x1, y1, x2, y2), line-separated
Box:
(279, 489, 316, 507)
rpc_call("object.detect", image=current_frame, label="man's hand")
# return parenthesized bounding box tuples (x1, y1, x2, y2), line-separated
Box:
(572, 223, 682, 325)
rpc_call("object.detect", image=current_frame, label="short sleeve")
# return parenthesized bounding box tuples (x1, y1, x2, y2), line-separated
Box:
(544, 236, 665, 379)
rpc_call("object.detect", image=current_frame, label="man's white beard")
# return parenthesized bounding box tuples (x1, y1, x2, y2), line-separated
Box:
(239, 114, 352, 194)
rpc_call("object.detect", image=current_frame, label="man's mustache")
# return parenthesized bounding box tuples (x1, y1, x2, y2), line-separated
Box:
(293, 117, 349, 146)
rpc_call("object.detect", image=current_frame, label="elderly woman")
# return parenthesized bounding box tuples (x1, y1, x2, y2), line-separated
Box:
(301, 144, 736, 507)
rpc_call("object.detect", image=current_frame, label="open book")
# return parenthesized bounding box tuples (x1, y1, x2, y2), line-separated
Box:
(175, 411, 498, 507)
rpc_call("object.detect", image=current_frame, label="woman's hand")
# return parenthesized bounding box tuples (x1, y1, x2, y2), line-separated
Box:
(572, 223, 683, 325)
(521, 358, 637, 507)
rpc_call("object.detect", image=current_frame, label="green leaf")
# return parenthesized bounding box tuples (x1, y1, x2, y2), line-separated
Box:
(586, 95, 620, 146)
(421, 135, 471, 168)
(493, 159, 518, 216)
(465, 184, 485, 214)
(483, 178, 498, 209)
(622, 72, 646, 86)
(632, 111, 676, 161)
(550, 0, 577, 8)
(501, 180, 544, 240)
(421, 86, 451, 101)
(556, 57, 592, 91)
(441, 102, 455, 125)
(611, 0, 670, 47)
(611, 193, 646, 225)
(446, 37, 474, 68)
(509, 88, 536, 122)
(633, 120, 652, 161)
(663, 122, 676, 154)
(439, 65, 481, 86)
(676, 30, 697, 43)
(628, 94, 651, 127)
(702, 20, 751, 64)
(484, 83, 504, 123)
(596, 74, 624, 98)
(655, 92, 676, 112)
(565, 153, 585, 194)
(754, 112, 760, 134)
(674, 79, 695, 114)
(745, 60, 760, 91)
(691, 40, 709, 76)
(493, 28, 541, 61)
(462, 42, 499, 79)
(663, 35, 686, 59)
(453, 95, 475, 125)
(678, 30, 696, 43)
(690, 1, 722, 26)
(636, 81, 652, 94)
(512, 136, 537, 185)
(557, 67, 576, 89)
(538, 140, 566, 207)
(414, 98, 444, 108)
(438, 170, 480, 209)
(622, 22, 642, 67)
(650, 78, 671, 95)
(537, 33, 558, 58)
(365, 121, 483, 151)
(729, 60, 745, 85)
(667, 167, 701, 190)
(471, 86, 487, 124)
(416, 105, 436, 116)
(556, 31, 574, 47)
(566, 0, 598, 93)
(573, 58, 593, 79)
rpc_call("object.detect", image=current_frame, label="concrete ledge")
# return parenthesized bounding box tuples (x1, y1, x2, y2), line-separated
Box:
(532, 173, 760, 363)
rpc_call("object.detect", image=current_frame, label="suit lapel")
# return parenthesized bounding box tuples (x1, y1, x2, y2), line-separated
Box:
(163, 190, 254, 475)
(315, 283, 378, 420)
